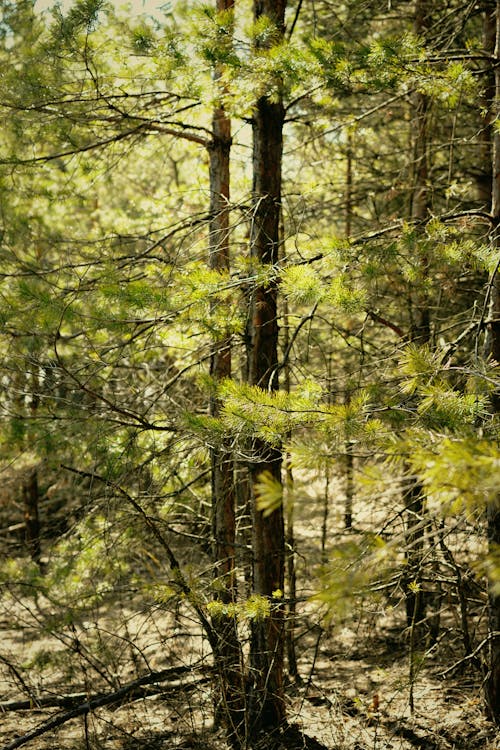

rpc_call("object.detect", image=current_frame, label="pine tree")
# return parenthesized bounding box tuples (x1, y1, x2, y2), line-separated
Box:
(246, 1, 287, 740)
(484, 0, 500, 725)
(207, 2, 245, 746)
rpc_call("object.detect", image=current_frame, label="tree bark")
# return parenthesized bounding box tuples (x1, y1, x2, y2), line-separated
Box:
(478, 1, 496, 207)
(247, 0, 287, 741)
(208, 2, 245, 745)
(404, 0, 431, 636)
(22, 468, 41, 565)
(344, 134, 355, 531)
(484, 0, 500, 725)
(283, 294, 298, 680)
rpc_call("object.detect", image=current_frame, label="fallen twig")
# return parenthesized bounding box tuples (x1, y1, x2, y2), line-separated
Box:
(0, 664, 207, 750)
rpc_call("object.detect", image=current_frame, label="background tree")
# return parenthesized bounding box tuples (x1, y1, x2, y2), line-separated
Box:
(484, 0, 500, 724)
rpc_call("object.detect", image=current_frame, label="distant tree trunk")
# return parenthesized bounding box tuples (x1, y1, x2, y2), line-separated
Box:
(208, 2, 244, 745)
(409, 3, 431, 342)
(344, 390, 354, 531)
(20, 366, 42, 566)
(283, 295, 298, 680)
(247, 0, 287, 741)
(344, 134, 354, 531)
(478, 2, 495, 206)
(23, 468, 41, 564)
(484, 0, 500, 725)
(404, 0, 431, 635)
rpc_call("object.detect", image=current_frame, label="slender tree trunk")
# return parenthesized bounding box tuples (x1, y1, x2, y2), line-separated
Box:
(209, 3, 235, 597)
(208, 3, 244, 744)
(484, 0, 500, 725)
(284, 455, 298, 680)
(404, 0, 431, 635)
(344, 133, 354, 531)
(23, 468, 41, 564)
(21, 368, 42, 566)
(247, 1, 287, 741)
(344, 389, 354, 531)
(282, 295, 298, 680)
(478, 2, 495, 206)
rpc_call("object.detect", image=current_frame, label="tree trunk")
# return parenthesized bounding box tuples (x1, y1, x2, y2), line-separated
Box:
(247, 1, 287, 741)
(344, 135, 355, 531)
(208, 3, 244, 745)
(404, 0, 431, 636)
(478, 1, 495, 207)
(23, 468, 41, 565)
(344, 390, 354, 531)
(484, 0, 500, 725)
(283, 295, 299, 680)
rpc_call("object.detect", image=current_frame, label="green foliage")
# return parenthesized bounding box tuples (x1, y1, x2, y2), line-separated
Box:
(326, 273, 366, 312)
(415, 60, 477, 107)
(46, 512, 131, 607)
(207, 593, 272, 622)
(480, 544, 500, 597)
(314, 535, 393, 618)
(220, 378, 323, 445)
(255, 470, 283, 517)
(51, 0, 110, 43)
(399, 345, 445, 396)
(411, 437, 500, 512)
(415, 385, 487, 430)
(195, 6, 238, 67)
(131, 21, 157, 54)
(281, 264, 323, 305)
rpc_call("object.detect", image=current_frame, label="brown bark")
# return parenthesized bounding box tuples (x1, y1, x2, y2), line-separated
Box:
(404, 0, 432, 636)
(344, 438, 354, 530)
(209, 0, 235, 605)
(484, 0, 500, 725)
(22, 468, 41, 564)
(208, 2, 245, 746)
(344, 137, 355, 530)
(478, 2, 496, 207)
(246, 0, 287, 741)
(283, 294, 298, 680)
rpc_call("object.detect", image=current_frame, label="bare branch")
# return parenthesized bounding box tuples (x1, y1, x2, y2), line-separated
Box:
(0, 665, 207, 750)
(60, 465, 219, 653)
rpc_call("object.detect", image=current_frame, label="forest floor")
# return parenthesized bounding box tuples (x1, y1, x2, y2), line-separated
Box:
(1, 472, 500, 750)
(0, 600, 498, 750)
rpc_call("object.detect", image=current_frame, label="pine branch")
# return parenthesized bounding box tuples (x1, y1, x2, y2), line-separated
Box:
(0, 115, 210, 166)
(60, 465, 219, 653)
(52, 334, 176, 433)
(276, 302, 319, 380)
(0, 124, 150, 165)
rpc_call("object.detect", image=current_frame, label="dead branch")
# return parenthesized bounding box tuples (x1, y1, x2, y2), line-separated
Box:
(60, 465, 219, 653)
(0, 664, 207, 750)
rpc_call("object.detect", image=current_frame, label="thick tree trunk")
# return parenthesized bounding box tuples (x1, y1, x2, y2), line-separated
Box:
(247, 1, 287, 741)
(208, 3, 244, 745)
(484, 0, 500, 725)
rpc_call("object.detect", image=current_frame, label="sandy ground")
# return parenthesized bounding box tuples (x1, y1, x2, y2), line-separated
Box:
(1, 471, 500, 749)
